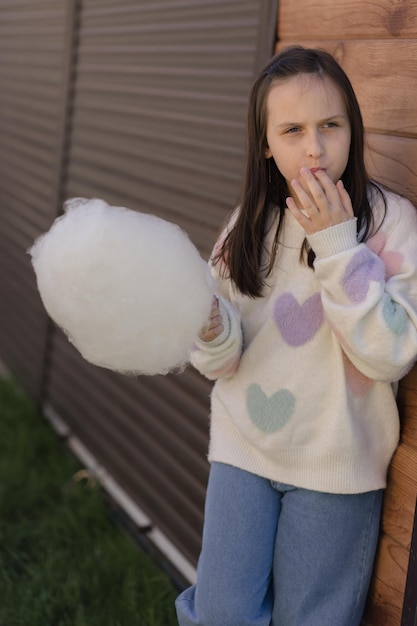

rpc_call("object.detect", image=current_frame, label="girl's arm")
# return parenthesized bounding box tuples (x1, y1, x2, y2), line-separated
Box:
(190, 295, 242, 380)
(189, 210, 243, 380)
(288, 170, 417, 381)
(308, 195, 417, 382)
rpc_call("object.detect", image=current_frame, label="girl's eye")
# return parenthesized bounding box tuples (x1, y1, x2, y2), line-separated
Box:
(324, 121, 338, 129)
(285, 127, 301, 134)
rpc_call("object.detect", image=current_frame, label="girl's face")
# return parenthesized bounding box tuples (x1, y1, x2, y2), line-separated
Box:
(265, 73, 351, 206)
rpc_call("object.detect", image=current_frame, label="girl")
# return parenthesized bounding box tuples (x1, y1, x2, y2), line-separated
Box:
(176, 46, 417, 626)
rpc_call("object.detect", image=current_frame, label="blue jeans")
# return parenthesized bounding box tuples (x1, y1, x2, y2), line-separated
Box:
(176, 462, 383, 626)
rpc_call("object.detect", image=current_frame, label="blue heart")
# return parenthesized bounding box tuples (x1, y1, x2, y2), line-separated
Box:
(382, 295, 408, 335)
(247, 384, 295, 433)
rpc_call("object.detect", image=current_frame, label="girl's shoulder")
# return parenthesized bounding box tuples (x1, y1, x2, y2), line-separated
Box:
(369, 182, 417, 235)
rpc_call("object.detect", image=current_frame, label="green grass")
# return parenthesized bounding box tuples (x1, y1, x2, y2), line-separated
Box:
(0, 376, 179, 626)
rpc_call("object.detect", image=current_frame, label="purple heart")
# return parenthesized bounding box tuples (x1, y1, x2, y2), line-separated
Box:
(342, 249, 384, 303)
(274, 292, 324, 346)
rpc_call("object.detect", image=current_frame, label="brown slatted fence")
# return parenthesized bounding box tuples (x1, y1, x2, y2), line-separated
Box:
(40, 0, 278, 580)
(0, 0, 71, 399)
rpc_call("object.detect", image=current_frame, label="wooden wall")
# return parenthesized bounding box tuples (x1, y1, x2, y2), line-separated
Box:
(276, 2, 417, 624)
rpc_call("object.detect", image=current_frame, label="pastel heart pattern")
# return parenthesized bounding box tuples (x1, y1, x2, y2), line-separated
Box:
(247, 383, 295, 433)
(342, 249, 385, 303)
(367, 232, 404, 280)
(274, 292, 324, 346)
(382, 295, 408, 335)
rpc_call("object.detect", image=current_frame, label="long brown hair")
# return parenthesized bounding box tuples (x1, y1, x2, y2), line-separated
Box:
(214, 46, 384, 297)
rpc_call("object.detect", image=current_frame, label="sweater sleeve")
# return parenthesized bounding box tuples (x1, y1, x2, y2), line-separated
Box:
(189, 296, 243, 380)
(189, 211, 243, 380)
(307, 194, 417, 382)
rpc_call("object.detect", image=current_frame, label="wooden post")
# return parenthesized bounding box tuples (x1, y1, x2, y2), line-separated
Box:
(401, 497, 417, 626)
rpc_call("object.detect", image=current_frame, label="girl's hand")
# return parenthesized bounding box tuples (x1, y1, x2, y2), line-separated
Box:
(286, 167, 354, 235)
(199, 296, 224, 342)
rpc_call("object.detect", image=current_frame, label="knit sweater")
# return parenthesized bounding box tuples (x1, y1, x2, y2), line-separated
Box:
(191, 188, 417, 494)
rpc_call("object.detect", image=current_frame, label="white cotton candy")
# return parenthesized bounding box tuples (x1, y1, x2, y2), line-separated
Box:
(29, 198, 214, 375)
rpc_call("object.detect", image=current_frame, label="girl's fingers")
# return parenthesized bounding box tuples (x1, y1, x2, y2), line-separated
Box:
(291, 169, 333, 216)
(306, 170, 353, 218)
(311, 169, 341, 206)
(199, 296, 224, 341)
(336, 179, 354, 218)
(290, 177, 319, 215)
(286, 195, 313, 230)
(293, 169, 352, 217)
(287, 170, 354, 234)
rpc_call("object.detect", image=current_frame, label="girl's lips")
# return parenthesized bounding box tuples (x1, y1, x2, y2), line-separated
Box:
(310, 167, 325, 174)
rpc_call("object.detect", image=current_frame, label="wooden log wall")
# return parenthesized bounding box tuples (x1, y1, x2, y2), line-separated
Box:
(276, 2, 417, 624)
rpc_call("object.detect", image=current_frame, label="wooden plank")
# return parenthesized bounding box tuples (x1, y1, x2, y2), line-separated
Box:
(383, 452, 417, 549)
(401, 498, 417, 625)
(363, 534, 409, 625)
(335, 41, 417, 137)
(278, 0, 417, 40)
(275, 40, 417, 138)
(398, 366, 417, 450)
(383, 368, 417, 550)
(389, 445, 417, 501)
(365, 133, 417, 207)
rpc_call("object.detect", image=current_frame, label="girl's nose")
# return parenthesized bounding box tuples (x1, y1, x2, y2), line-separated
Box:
(306, 132, 324, 158)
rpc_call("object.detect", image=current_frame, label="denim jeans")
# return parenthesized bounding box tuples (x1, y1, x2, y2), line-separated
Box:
(176, 462, 383, 626)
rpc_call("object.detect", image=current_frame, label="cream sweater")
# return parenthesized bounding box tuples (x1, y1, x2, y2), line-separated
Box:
(191, 189, 417, 494)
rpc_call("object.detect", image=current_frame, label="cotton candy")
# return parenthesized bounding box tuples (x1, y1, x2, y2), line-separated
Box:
(29, 198, 214, 375)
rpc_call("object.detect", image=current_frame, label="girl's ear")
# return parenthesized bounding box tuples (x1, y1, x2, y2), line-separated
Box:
(265, 147, 272, 159)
